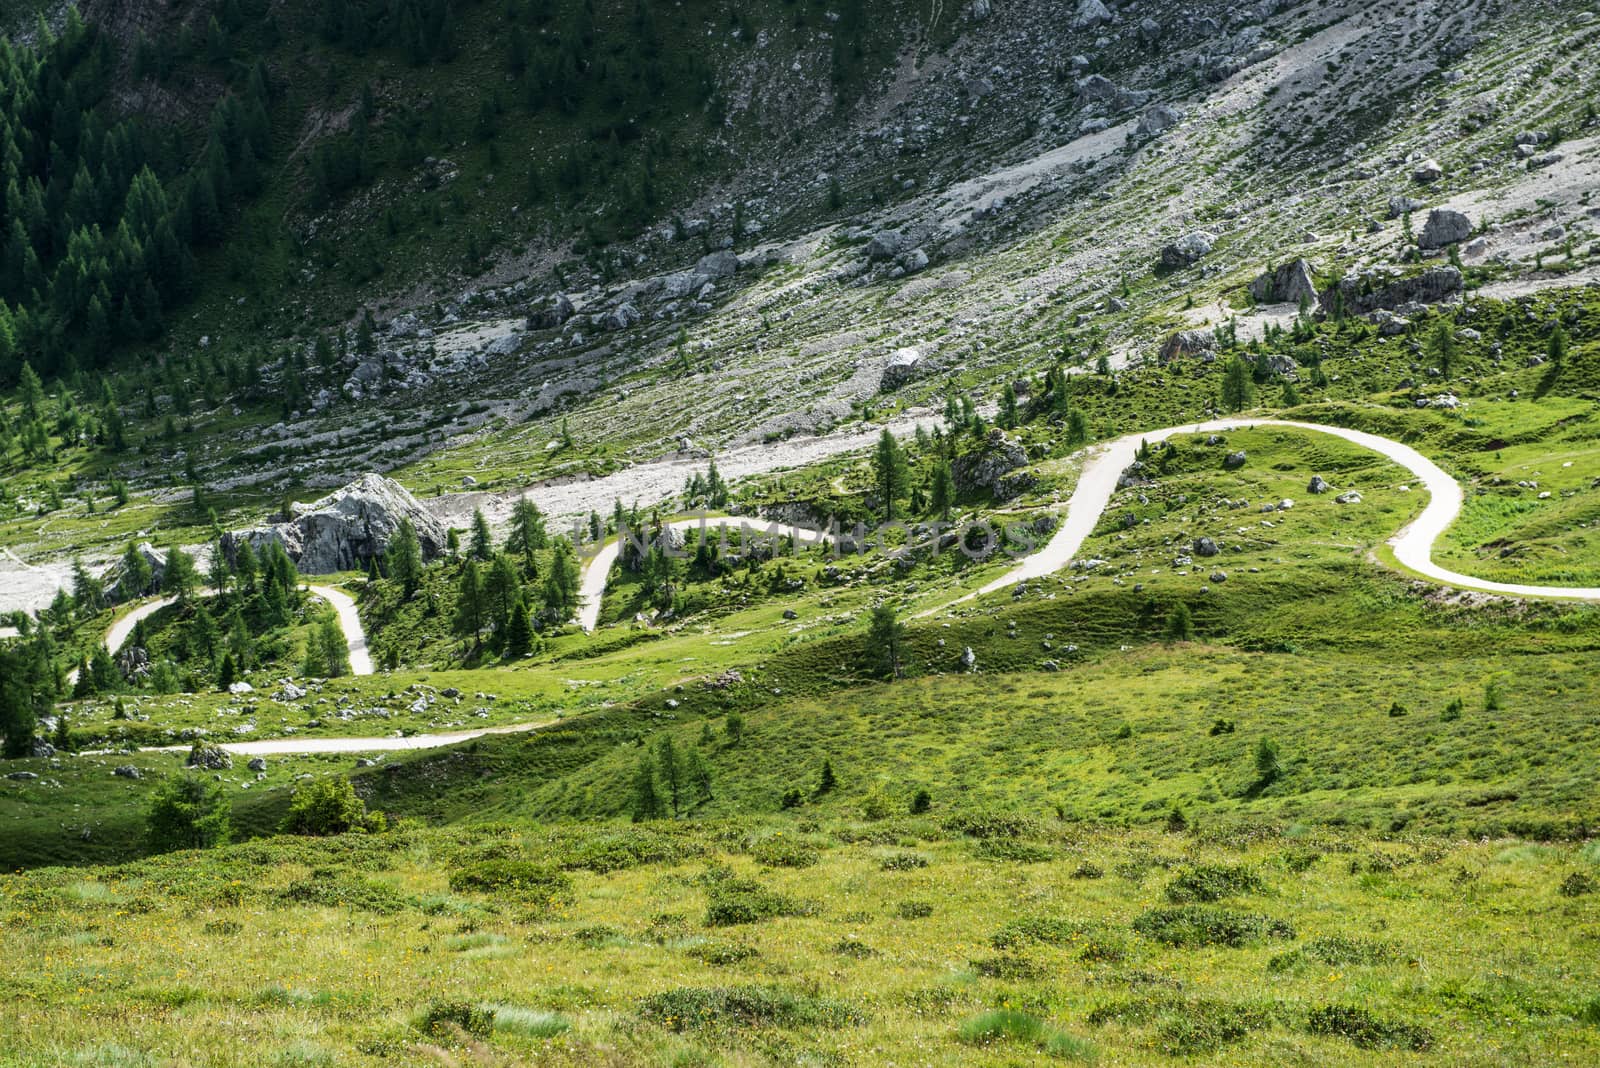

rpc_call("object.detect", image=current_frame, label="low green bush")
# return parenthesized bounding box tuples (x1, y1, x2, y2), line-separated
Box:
(638, 985, 862, 1030)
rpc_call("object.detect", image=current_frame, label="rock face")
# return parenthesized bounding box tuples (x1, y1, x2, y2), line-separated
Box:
(225, 474, 448, 574)
(527, 293, 575, 329)
(1160, 232, 1215, 269)
(1249, 259, 1317, 305)
(865, 231, 906, 261)
(880, 347, 926, 392)
(1412, 158, 1444, 183)
(1418, 209, 1473, 250)
(1308, 475, 1331, 494)
(1136, 103, 1183, 137)
(107, 542, 166, 601)
(1073, 0, 1113, 27)
(1223, 451, 1248, 470)
(953, 429, 1031, 500)
(1160, 329, 1217, 362)
(1194, 537, 1221, 557)
(1318, 267, 1463, 316)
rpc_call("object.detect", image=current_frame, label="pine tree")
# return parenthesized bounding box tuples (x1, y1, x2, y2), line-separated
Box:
(999, 382, 1019, 428)
(504, 593, 534, 657)
(930, 460, 955, 521)
(162, 545, 197, 600)
(469, 508, 493, 560)
(872, 429, 909, 521)
(815, 757, 838, 798)
(1220, 356, 1255, 413)
(631, 753, 663, 821)
(487, 553, 521, 634)
(866, 603, 905, 679)
(543, 538, 580, 619)
(318, 615, 350, 677)
(386, 519, 423, 597)
(687, 747, 713, 804)
(454, 559, 486, 648)
(506, 496, 547, 569)
(656, 734, 683, 816)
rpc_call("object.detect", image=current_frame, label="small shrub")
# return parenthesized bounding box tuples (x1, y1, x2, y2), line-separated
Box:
(975, 838, 1055, 863)
(638, 985, 863, 1031)
(280, 777, 380, 837)
(683, 939, 760, 965)
(1155, 1001, 1271, 1055)
(909, 788, 932, 814)
(1133, 906, 1289, 948)
(1441, 697, 1464, 721)
(895, 899, 934, 920)
(281, 875, 409, 915)
(880, 850, 930, 871)
(1209, 718, 1235, 735)
(750, 836, 820, 869)
(943, 810, 1045, 839)
(833, 936, 878, 959)
(704, 877, 810, 927)
(418, 1000, 494, 1041)
(572, 925, 627, 948)
(970, 954, 1045, 980)
(780, 788, 804, 809)
(448, 860, 572, 909)
(560, 827, 704, 872)
(1269, 935, 1394, 972)
(1560, 871, 1597, 897)
(1387, 701, 1408, 717)
(1164, 864, 1267, 903)
(1306, 1004, 1432, 1051)
(1071, 862, 1105, 879)
(860, 787, 893, 820)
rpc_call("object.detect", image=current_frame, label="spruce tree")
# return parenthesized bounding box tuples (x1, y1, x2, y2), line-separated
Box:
(469, 508, 493, 560)
(872, 429, 909, 521)
(631, 753, 663, 821)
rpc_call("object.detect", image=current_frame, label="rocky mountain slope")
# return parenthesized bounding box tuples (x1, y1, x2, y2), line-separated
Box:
(1, 0, 1597, 573)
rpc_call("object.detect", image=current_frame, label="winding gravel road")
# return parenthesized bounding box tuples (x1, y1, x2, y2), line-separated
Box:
(92, 584, 374, 676)
(929, 418, 1600, 614)
(94, 419, 1600, 756)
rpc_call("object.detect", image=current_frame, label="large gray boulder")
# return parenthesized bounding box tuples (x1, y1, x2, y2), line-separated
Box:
(1418, 209, 1473, 250)
(1249, 259, 1318, 305)
(865, 231, 906, 261)
(225, 474, 448, 574)
(1160, 232, 1215, 269)
(1318, 267, 1463, 316)
(953, 429, 1030, 500)
(1136, 103, 1183, 137)
(1074, 0, 1113, 27)
(694, 250, 740, 279)
(526, 293, 575, 330)
(1159, 330, 1217, 362)
(106, 542, 167, 601)
(880, 347, 926, 392)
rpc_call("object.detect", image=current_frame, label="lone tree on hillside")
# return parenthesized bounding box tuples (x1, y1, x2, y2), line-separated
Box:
(386, 519, 423, 598)
(1220, 356, 1255, 413)
(866, 603, 906, 679)
(145, 774, 231, 852)
(1429, 319, 1457, 379)
(872, 428, 909, 521)
(930, 459, 955, 522)
(1164, 602, 1195, 643)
